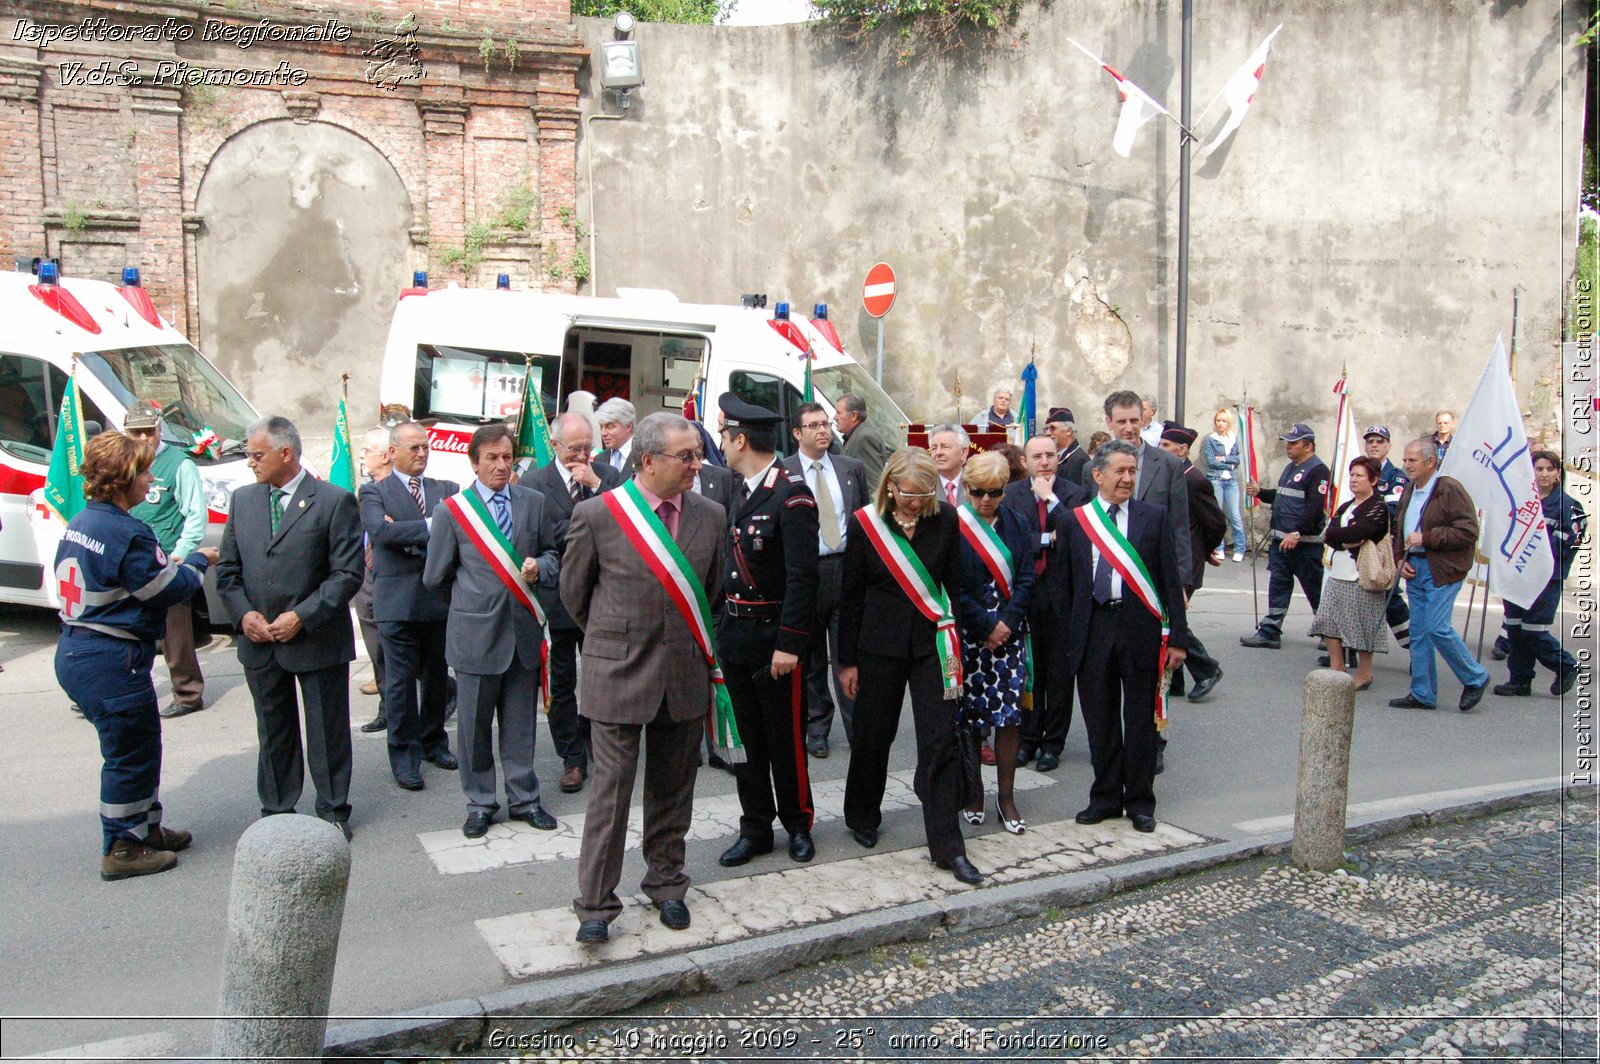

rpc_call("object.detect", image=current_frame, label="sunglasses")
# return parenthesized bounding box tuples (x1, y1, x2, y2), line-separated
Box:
(968, 487, 1005, 499)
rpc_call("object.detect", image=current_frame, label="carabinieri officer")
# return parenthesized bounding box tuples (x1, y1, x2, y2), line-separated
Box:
(713, 393, 820, 868)
(54, 431, 218, 880)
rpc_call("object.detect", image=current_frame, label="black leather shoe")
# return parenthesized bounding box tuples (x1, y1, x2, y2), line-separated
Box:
(1491, 641, 1510, 661)
(1553, 668, 1580, 696)
(425, 749, 458, 770)
(1154, 747, 1166, 775)
(1458, 683, 1486, 712)
(359, 715, 388, 733)
(1388, 694, 1436, 710)
(707, 753, 732, 772)
(519, 806, 558, 831)
(1240, 631, 1282, 649)
(1493, 681, 1531, 697)
(463, 810, 492, 838)
(656, 898, 691, 930)
(789, 832, 815, 862)
(1075, 808, 1116, 825)
(850, 827, 877, 849)
(1316, 654, 1332, 668)
(1015, 747, 1034, 767)
(1187, 669, 1222, 702)
(393, 769, 424, 791)
(1130, 814, 1157, 833)
(936, 856, 984, 885)
(719, 836, 774, 866)
(805, 736, 829, 758)
(575, 919, 609, 944)
(1034, 751, 1060, 772)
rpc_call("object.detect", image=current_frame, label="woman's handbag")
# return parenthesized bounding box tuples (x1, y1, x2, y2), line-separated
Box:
(1357, 532, 1397, 592)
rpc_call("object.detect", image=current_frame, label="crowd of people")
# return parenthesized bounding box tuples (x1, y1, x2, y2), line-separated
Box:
(53, 384, 1584, 942)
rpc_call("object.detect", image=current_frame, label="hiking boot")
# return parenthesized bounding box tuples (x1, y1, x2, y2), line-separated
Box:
(1240, 631, 1281, 649)
(100, 840, 178, 881)
(144, 825, 193, 852)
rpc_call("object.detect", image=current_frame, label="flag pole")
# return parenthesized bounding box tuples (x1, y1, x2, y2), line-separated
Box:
(1173, 0, 1194, 425)
(1461, 509, 1483, 643)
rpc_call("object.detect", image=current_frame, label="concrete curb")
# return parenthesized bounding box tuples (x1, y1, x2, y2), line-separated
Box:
(323, 781, 1588, 1059)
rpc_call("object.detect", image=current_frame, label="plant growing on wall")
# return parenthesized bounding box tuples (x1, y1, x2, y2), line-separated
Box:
(504, 37, 520, 72)
(813, 0, 1040, 60)
(479, 29, 496, 73)
(61, 203, 88, 233)
(572, 0, 733, 23)
(432, 181, 539, 275)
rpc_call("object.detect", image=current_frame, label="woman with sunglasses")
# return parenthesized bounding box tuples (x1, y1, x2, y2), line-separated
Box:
(952, 451, 1036, 835)
(839, 448, 982, 885)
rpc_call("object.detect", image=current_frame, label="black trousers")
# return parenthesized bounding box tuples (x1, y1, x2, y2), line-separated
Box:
(1020, 606, 1073, 755)
(803, 555, 854, 744)
(377, 619, 451, 775)
(1076, 606, 1160, 819)
(1169, 589, 1220, 696)
(547, 625, 591, 770)
(244, 661, 352, 823)
(843, 649, 965, 863)
(724, 661, 814, 838)
(1258, 541, 1324, 638)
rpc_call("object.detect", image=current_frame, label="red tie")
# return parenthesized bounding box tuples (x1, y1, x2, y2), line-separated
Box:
(945, 482, 957, 506)
(1035, 499, 1048, 576)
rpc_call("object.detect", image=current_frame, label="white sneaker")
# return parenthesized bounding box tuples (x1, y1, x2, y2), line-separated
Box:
(1232, 551, 1245, 562)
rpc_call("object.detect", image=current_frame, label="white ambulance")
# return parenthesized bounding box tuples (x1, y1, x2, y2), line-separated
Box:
(376, 275, 909, 484)
(0, 262, 259, 614)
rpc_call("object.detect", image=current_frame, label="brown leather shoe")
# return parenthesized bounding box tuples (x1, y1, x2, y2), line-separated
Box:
(145, 825, 192, 852)
(360, 680, 380, 696)
(559, 764, 585, 793)
(101, 840, 177, 881)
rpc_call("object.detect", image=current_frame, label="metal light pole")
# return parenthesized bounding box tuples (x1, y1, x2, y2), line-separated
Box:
(1174, 0, 1194, 425)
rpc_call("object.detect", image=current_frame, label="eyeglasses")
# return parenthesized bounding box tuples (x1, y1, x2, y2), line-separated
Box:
(891, 486, 937, 498)
(798, 420, 830, 431)
(653, 450, 704, 465)
(968, 487, 1005, 499)
(556, 441, 594, 454)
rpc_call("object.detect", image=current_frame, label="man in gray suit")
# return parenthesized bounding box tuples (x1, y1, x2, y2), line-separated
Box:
(519, 414, 623, 794)
(217, 415, 364, 839)
(561, 412, 726, 944)
(834, 392, 896, 492)
(1082, 390, 1193, 586)
(423, 424, 562, 839)
(928, 424, 970, 508)
(784, 401, 868, 757)
(594, 398, 639, 479)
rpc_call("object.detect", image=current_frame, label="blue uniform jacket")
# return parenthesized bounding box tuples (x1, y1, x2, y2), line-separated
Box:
(954, 504, 1037, 643)
(1544, 487, 1588, 582)
(54, 501, 208, 642)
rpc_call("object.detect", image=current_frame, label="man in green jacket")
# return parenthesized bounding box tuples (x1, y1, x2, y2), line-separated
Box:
(125, 399, 209, 717)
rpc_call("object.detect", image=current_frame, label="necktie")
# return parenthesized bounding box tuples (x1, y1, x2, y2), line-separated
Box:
(1093, 504, 1119, 603)
(270, 487, 286, 535)
(491, 492, 513, 538)
(1035, 499, 1048, 576)
(945, 481, 958, 506)
(612, 450, 623, 470)
(735, 478, 750, 511)
(571, 480, 585, 503)
(813, 461, 841, 552)
(656, 500, 676, 538)
(409, 475, 425, 514)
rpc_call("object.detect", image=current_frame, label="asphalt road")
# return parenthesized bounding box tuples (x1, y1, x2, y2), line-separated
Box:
(0, 557, 1585, 1057)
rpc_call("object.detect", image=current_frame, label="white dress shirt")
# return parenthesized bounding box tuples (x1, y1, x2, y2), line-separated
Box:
(801, 451, 848, 555)
(1089, 493, 1129, 601)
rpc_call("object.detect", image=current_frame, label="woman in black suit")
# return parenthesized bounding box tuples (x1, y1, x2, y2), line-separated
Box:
(840, 447, 981, 885)
(953, 451, 1036, 835)
(1309, 456, 1391, 691)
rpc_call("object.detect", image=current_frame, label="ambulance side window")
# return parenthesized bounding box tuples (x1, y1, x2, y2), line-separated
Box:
(0, 354, 110, 464)
(728, 370, 803, 459)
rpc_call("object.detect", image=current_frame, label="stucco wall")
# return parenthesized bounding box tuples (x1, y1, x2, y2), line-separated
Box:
(576, 0, 1587, 443)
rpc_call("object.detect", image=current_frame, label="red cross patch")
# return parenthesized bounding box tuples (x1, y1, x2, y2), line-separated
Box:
(56, 559, 85, 618)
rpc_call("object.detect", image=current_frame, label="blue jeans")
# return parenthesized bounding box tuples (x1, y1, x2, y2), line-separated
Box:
(1209, 477, 1247, 552)
(1404, 556, 1490, 704)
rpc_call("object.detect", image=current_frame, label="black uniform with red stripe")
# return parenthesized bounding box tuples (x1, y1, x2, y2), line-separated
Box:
(715, 461, 820, 840)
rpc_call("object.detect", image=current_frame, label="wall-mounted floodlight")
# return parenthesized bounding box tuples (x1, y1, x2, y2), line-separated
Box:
(613, 11, 636, 36)
(600, 10, 643, 104)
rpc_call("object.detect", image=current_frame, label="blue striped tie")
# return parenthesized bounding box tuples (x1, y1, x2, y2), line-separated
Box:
(491, 492, 513, 538)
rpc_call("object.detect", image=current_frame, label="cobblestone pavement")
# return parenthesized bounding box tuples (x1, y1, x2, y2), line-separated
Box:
(536, 800, 1598, 1061)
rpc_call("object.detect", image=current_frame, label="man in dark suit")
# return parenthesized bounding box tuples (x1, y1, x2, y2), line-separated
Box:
(1083, 390, 1193, 586)
(561, 412, 725, 944)
(1065, 439, 1191, 833)
(594, 398, 639, 479)
(783, 401, 868, 758)
(1046, 408, 1089, 485)
(360, 421, 459, 791)
(834, 392, 896, 492)
(1159, 425, 1226, 705)
(1002, 433, 1088, 771)
(423, 424, 562, 838)
(696, 459, 739, 516)
(928, 424, 970, 508)
(520, 413, 623, 794)
(217, 415, 364, 840)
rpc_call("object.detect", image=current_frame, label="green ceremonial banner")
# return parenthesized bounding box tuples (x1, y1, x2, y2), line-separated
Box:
(329, 397, 356, 491)
(44, 366, 86, 522)
(515, 363, 554, 468)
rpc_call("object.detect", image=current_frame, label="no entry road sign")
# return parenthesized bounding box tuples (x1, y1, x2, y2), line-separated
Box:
(863, 262, 896, 318)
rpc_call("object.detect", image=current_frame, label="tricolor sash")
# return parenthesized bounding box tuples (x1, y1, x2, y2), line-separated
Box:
(602, 481, 743, 763)
(856, 506, 963, 699)
(1073, 498, 1174, 725)
(443, 488, 552, 712)
(957, 503, 1034, 706)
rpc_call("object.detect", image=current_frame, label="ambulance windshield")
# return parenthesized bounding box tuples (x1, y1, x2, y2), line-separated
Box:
(810, 361, 909, 443)
(80, 343, 257, 457)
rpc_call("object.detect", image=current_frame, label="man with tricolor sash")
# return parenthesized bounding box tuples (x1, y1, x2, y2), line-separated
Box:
(423, 424, 562, 840)
(560, 412, 728, 945)
(1063, 440, 1191, 834)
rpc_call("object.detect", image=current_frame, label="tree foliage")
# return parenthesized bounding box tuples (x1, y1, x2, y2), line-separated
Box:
(811, 0, 1029, 50)
(572, 0, 734, 23)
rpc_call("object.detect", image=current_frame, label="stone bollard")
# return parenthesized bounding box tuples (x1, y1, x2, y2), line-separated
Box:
(1292, 668, 1358, 872)
(213, 815, 350, 1063)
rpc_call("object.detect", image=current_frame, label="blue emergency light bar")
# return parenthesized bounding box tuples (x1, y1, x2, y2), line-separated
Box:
(813, 303, 828, 319)
(497, 274, 511, 289)
(774, 301, 790, 320)
(122, 267, 141, 286)
(38, 262, 60, 284)
(413, 271, 428, 288)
